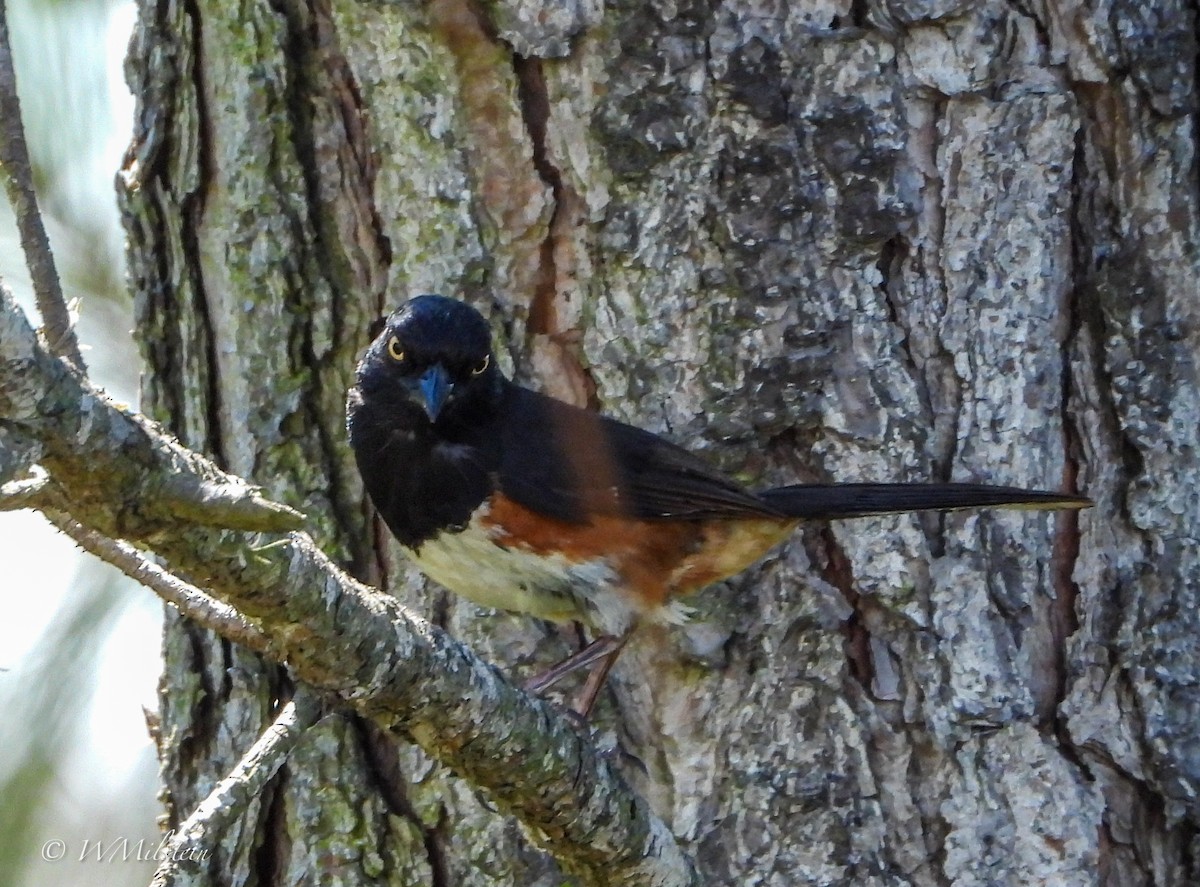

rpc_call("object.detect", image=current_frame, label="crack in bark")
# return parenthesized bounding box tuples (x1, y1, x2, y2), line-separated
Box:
(169, 616, 222, 824)
(831, 0, 871, 30)
(1101, 767, 1199, 882)
(1068, 87, 1147, 500)
(267, 0, 390, 571)
(178, 0, 228, 466)
(818, 527, 875, 689)
(1097, 816, 1114, 883)
(1005, 0, 1052, 57)
(370, 509, 392, 598)
(922, 93, 961, 516)
(251, 751, 291, 887)
(356, 718, 451, 887)
(268, 0, 391, 301)
(877, 233, 936, 438)
(514, 54, 561, 336)
(511, 49, 600, 408)
(1043, 119, 1089, 732)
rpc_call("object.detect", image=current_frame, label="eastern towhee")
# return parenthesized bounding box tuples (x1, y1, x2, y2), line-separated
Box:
(347, 295, 1089, 714)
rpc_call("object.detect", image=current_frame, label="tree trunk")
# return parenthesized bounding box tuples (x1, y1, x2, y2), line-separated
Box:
(118, 0, 1200, 883)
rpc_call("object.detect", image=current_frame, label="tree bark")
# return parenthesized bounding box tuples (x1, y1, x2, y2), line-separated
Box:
(118, 0, 1200, 883)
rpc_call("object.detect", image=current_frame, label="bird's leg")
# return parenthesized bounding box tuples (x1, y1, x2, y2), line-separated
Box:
(570, 633, 629, 718)
(523, 633, 626, 696)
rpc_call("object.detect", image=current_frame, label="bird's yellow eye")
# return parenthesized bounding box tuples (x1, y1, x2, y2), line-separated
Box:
(386, 336, 405, 362)
(472, 354, 490, 376)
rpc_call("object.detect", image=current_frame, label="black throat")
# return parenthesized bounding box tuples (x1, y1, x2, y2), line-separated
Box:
(346, 383, 502, 549)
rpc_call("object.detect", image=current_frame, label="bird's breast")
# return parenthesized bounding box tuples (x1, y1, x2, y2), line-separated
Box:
(404, 504, 634, 632)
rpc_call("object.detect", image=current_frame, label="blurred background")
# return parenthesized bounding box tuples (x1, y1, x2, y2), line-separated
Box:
(0, 1, 163, 885)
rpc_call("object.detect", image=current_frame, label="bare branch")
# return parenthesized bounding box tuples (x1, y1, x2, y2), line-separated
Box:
(0, 268, 698, 886)
(43, 510, 273, 653)
(151, 691, 324, 887)
(0, 0, 85, 371)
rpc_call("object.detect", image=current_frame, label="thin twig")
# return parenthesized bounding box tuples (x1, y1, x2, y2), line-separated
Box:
(43, 510, 273, 653)
(0, 0, 85, 371)
(151, 690, 324, 887)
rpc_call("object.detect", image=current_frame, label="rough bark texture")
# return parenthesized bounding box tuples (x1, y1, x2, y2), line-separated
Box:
(118, 0, 1199, 884)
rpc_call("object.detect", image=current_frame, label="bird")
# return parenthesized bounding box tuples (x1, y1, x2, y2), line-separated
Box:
(346, 294, 1090, 715)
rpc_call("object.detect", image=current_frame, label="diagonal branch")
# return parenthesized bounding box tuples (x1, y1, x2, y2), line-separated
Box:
(0, 0, 85, 371)
(44, 510, 273, 654)
(0, 284, 698, 886)
(151, 690, 325, 887)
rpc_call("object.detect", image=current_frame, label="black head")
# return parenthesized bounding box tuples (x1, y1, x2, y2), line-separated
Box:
(353, 295, 503, 428)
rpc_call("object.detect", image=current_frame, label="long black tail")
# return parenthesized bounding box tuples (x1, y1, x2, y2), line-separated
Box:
(757, 483, 1091, 521)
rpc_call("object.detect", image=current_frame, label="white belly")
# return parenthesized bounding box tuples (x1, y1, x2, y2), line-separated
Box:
(403, 512, 647, 634)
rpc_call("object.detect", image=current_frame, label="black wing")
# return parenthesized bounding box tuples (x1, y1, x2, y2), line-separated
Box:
(496, 385, 783, 522)
(494, 385, 1092, 524)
